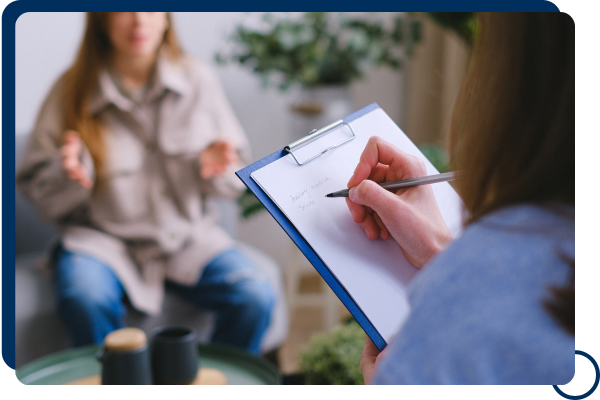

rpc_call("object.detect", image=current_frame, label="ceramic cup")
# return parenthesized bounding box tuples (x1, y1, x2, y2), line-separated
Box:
(96, 327, 153, 385)
(151, 326, 198, 385)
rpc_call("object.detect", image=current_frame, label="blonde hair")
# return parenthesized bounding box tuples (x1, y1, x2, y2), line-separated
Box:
(61, 12, 182, 177)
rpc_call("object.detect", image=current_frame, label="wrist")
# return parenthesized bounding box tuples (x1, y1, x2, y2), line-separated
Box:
(421, 229, 453, 268)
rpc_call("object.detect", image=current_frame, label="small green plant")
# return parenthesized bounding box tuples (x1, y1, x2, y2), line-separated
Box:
(217, 12, 421, 91)
(299, 318, 365, 385)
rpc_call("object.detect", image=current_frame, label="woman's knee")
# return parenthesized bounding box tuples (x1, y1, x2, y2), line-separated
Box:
(235, 280, 276, 318)
(54, 250, 125, 317)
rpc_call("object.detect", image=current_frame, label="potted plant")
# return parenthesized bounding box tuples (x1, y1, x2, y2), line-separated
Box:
(217, 12, 421, 90)
(217, 12, 421, 141)
(297, 318, 365, 385)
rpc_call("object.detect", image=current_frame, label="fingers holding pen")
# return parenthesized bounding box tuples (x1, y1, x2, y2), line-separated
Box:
(347, 137, 397, 187)
(346, 198, 378, 240)
(347, 136, 427, 189)
(343, 136, 454, 269)
(345, 183, 390, 241)
(373, 212, 390, 240)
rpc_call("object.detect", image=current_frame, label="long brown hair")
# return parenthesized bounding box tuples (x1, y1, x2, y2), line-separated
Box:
(61, 12, 182, 177)
(449, 12, 574, 223)
(449, 13, 574, 334)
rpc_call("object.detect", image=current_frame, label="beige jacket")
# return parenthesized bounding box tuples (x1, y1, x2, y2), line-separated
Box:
(16, 54, 249, 315)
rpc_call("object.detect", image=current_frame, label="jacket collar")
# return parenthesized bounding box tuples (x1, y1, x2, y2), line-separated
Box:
(89, 52, 190, 115)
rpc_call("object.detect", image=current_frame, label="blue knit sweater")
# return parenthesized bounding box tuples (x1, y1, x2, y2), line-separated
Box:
(372, 204, 575, 384)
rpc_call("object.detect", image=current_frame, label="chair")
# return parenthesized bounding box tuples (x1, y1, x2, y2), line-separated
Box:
(14, 134, 289, 368)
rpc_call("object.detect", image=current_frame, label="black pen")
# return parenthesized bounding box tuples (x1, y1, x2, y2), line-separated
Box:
(325, 171, 456, 198)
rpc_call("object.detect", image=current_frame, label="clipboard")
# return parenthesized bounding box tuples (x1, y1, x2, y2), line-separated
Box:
(236, 102, 389, 350)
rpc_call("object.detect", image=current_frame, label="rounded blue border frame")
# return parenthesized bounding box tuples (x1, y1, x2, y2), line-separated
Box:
(554, 351, 600, 400)
(2, 0, 562, 371)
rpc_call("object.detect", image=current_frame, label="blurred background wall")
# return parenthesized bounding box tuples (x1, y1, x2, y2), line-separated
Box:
(405, 16, 470, 145)
(15, 12, 469, 268)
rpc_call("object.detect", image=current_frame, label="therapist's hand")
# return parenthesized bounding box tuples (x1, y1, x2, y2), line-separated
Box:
(199, 140, 239, 179)
(361, 336, 387, 384)
(346, 136, 453, 268)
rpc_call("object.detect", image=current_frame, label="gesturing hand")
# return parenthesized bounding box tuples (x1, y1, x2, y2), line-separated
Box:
(198, 140, 239, 179)
(61, 130, 93, 189)
(346, 136, 453, 268)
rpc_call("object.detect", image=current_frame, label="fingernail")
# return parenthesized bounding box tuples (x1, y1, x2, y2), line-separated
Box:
(348, 187, 356, 201)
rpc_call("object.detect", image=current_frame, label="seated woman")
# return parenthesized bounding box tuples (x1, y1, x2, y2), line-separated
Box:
(17, 12, 275, 355)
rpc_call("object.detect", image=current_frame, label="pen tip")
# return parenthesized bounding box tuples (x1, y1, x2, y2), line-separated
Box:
(325, 194, 332, 197)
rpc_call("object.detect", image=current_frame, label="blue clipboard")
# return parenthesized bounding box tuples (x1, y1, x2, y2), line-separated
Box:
(235, 103, 387, 350)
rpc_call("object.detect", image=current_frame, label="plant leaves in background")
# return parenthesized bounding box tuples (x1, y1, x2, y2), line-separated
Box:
(299, 318, 365, 385)
(237, 188, 265, 219)
(426, 12, 476, 47)
(217, 12, 422, 90)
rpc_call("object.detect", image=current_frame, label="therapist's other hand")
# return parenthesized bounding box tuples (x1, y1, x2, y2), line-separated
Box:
(361, 335, 386, 384)
(199, 140, 239, 179)
(61, 130, 93, 189)
(346, 136, 453, 268)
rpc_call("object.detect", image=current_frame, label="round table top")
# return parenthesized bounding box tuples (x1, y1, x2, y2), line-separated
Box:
(16, 343, 281, 385)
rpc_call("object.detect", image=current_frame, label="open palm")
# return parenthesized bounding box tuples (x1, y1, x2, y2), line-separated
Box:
(198, 140, 239, 179)
(61, 130, 93, 189)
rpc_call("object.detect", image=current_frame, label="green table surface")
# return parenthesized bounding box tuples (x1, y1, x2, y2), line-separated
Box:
(16, 343, 282, 385)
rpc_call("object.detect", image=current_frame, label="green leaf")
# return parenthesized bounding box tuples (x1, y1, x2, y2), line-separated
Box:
(299, 319, 365, 385)
(215, 12, 422, 91)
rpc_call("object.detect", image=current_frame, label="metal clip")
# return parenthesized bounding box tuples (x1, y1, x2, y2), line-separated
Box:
(284, 120, 355, 166)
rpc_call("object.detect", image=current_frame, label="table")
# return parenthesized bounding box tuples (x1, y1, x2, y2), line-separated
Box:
(16, 343, 281, 385)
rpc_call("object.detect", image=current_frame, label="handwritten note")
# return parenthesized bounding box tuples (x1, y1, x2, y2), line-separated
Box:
(288, 177, 331, 212)
(290, 189, 311, 203)
(251, 108, 463, 343)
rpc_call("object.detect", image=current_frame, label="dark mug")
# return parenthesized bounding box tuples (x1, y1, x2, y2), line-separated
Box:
(151, 326, 198, 385)
(96, 328, 153, 385)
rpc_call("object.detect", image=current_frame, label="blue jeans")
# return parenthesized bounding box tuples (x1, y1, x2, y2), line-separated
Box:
(54, 247, 275, 354)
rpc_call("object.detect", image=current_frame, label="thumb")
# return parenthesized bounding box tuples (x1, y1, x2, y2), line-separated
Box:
(349, 180, 403, 218)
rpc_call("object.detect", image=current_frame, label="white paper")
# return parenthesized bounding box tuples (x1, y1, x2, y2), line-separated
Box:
(252, 108, 463, 342)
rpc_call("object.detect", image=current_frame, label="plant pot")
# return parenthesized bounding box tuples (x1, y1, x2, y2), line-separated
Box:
(289, 85, 355, 143)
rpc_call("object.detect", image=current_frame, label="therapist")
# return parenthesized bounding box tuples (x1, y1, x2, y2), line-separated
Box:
(347, 12, 574, 384)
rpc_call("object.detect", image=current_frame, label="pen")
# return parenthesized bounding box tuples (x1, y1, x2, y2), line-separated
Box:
(325, 171, 456, 198)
